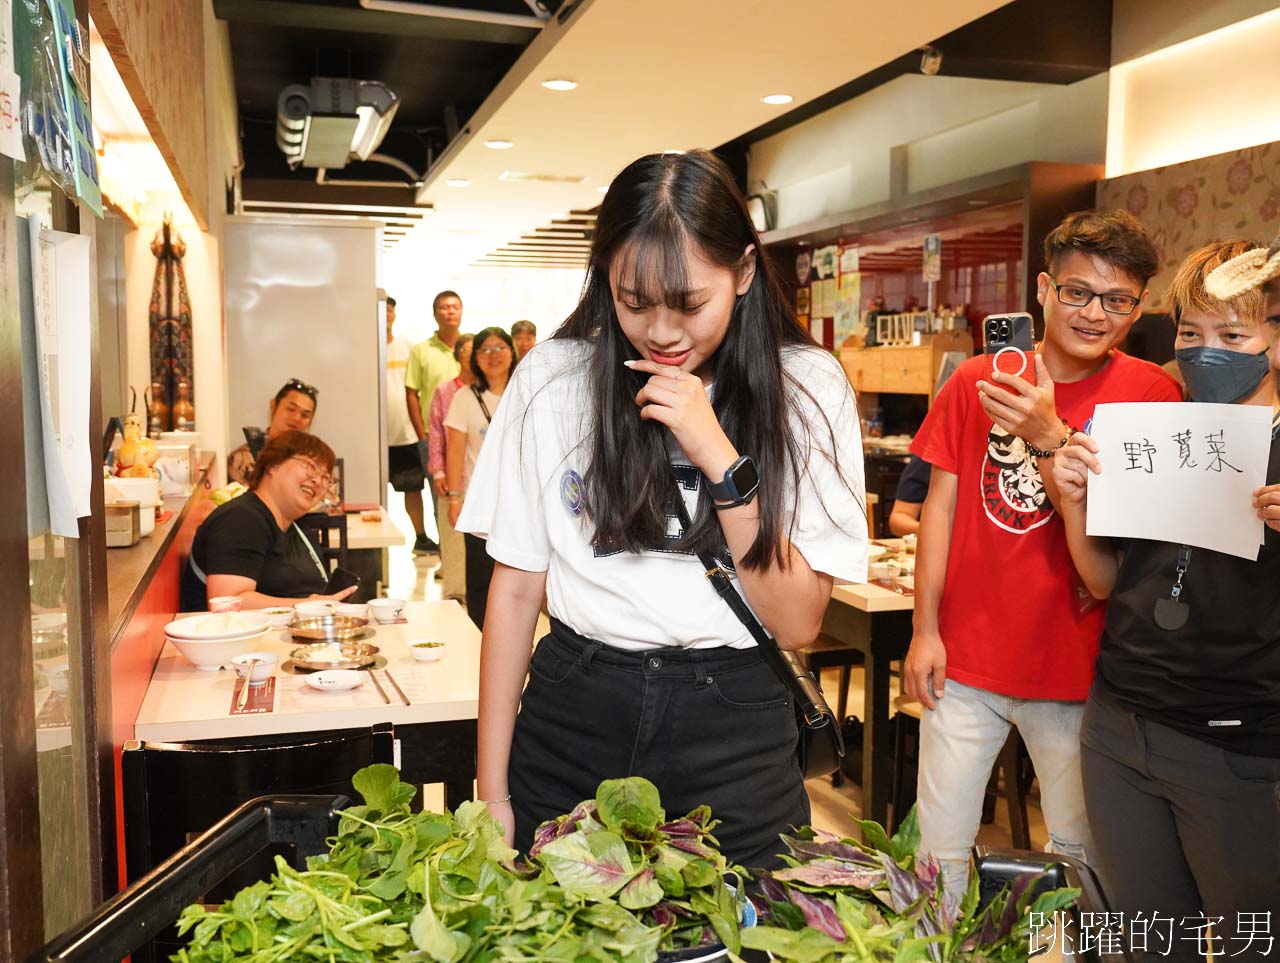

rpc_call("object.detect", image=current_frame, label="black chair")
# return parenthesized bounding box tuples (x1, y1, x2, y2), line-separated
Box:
(295, 509, 351, 574)
(121, 724, 395, 962)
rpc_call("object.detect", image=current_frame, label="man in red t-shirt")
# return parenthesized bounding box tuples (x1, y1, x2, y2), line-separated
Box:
(905, 209, 1182, 895)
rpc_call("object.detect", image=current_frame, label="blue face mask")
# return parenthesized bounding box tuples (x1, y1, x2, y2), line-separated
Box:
(1175, 346, 1271, 404)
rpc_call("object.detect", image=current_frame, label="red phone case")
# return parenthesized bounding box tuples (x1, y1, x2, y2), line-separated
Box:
(986, 346, 1036, 388)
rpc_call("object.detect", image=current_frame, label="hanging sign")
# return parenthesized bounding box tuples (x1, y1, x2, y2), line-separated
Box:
(922, 233, 942, 283)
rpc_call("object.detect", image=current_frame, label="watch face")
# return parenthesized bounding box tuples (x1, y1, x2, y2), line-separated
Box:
(730, 457, 759, 497)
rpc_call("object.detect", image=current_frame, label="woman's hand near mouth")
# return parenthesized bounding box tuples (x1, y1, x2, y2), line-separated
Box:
(626, 358, 738, 479)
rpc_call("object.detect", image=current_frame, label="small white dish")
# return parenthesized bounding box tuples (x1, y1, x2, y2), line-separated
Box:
(408, 639, 446, 662)
(231, 652, 277, 684)
(305, 669, 365, 691)
(260, 606, 295, 628)
(867, 544, 888, 561)
(336, 602, 369, 620)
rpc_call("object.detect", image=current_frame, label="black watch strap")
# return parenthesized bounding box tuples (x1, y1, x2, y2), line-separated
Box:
(705, 455, 759, 506)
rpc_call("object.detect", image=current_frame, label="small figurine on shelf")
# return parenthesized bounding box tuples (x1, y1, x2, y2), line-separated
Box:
(145, 382, 169, 438)
(116, 389, 159, 478)
(172, 381, 195, 432)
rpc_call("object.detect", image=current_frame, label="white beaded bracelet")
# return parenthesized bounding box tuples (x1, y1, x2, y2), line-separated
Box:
(480, 794, 511, 804)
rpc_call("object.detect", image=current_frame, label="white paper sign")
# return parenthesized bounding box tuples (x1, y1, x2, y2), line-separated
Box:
(29, 220, 93, 536)
(0, 68, 22, 161)
(1086, 402, 1271, 560)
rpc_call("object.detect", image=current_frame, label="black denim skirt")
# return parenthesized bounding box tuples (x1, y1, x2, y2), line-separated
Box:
(509, 619, 809, 869)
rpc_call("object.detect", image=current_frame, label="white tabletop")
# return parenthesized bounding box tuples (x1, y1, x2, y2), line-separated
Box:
(134, 601, 479, 742)
(831, 581, 915, 613)
(346, 513, 407, 550)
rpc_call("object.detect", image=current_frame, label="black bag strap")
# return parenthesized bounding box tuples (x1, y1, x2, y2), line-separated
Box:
(669, 485, 832, 728)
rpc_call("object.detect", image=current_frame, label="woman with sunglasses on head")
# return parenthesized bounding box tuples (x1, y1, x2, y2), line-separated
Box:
(456, 150, 866, 867)
(227, 378, 320, 487)
(445, 327, 517, 630)
(181, 430, 357, 611)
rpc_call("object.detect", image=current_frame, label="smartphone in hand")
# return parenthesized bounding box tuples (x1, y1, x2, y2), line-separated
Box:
(983, 313, 1036, 389)
(325, 567, 363, 598)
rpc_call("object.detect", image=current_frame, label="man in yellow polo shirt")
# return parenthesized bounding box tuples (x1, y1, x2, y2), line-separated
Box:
(405, 290, 463, 554)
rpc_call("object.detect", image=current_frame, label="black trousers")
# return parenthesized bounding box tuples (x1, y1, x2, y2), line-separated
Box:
(463, 532, 494, 631)
(1080, 687, 1280, 962)
(509, 619, 809, 869)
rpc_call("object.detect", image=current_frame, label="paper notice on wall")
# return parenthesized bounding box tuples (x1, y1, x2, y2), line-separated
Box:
(29, 218, 93, 536)
(834, 272, 861, 345)
(1086, 402, 1271, 560)
(0, 0, 20, 160)
(0, 68, 20, 161)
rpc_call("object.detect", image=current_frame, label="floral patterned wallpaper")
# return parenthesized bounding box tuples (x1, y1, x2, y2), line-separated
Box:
(1097, 142, 1280, 311)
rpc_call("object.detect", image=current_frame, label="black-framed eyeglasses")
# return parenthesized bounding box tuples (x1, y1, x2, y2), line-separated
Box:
(282, 378, 319, 401)
(1048, 279, 1141, 315)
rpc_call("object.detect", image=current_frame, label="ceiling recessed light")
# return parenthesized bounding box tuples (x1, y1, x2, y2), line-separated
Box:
(484, 139, 513, 150)
(761, 94, 793, 105)
(446, 178, 470, 187)
(541, 79, 578, 91)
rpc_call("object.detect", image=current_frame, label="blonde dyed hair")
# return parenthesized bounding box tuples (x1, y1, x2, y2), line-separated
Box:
(1169, 239, 1266, 326)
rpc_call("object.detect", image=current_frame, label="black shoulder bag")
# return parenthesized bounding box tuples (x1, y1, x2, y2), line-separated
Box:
(670, 490, 844, 779)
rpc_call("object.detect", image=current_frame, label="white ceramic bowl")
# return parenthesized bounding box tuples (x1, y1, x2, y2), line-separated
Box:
(868, 560, 899, 580)
(231, 651, 278, 684)
(260, 606, 295, 628)
(295, 600, 336, 618)
(165, 611, 272, 641)
(336, 602, 369, 620)
(408, 639, 446, 662)
(367, 597, 405, 623)
(169, 631, 264, 670)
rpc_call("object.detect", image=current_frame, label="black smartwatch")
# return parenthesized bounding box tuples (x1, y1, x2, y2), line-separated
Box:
(705, 455, 759, 507)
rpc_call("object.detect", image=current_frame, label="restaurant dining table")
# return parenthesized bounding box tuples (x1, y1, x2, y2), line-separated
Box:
(133, 600, 479, 808)
(344, 512, 408, 597)
(819, 576, 914, 830)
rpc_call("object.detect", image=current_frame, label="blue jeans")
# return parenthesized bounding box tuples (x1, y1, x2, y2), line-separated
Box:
(917, 679, 1095, 895)
(509, 619, 809, 868)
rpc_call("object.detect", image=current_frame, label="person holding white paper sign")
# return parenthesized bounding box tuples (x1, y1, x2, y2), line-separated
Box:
(1054, 240, 1280, 958)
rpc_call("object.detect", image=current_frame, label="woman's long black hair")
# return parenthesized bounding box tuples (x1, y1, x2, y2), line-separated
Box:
(553, 149, 855, 571)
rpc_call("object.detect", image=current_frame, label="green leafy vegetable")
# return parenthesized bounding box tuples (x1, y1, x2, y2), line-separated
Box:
(741, 806, 1080, 963)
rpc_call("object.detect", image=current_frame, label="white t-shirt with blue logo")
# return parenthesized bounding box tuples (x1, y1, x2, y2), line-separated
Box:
(456, 339, 868, 651)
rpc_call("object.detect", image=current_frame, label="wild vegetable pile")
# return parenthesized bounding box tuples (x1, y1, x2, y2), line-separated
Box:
(741, 811, 1079, 962)
(172, 766, 739, 962)
(172, 766, 1079, 963)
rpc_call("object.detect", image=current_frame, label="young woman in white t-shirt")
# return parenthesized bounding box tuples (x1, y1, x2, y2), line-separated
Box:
(445, 326, 516, 630)
(458, 149, 867, 867)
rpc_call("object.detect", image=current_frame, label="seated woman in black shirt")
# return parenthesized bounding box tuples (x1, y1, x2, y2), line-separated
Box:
(181, 430, 358, 611)
(1053, 240, 1280, 959)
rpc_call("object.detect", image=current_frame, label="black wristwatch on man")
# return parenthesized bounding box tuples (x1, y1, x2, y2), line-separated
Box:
(705, 455, 760, 508)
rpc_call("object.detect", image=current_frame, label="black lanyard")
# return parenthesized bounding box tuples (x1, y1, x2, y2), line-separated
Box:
(472, 386, 493, 424)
